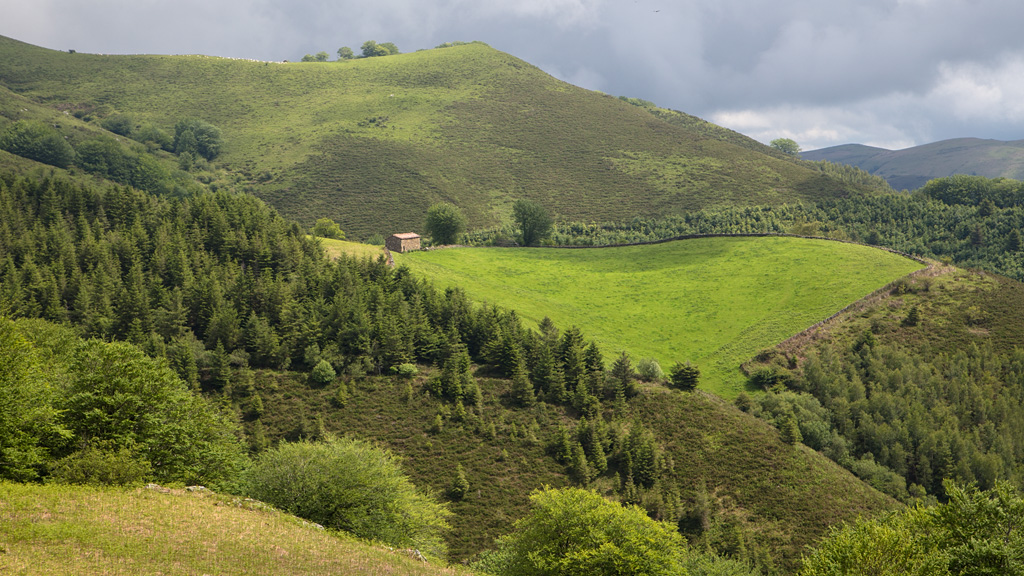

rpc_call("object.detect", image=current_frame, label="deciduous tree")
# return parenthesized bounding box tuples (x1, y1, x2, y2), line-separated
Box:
(475, 486, 687, 576)
(512, 199, 554, 246)
(425, 202, 467, 245)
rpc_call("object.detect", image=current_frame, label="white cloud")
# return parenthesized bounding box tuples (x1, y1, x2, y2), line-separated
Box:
(929, 56, 1024, 122)
(4, 0, 1024, 147)
(711, 105, 919, 151)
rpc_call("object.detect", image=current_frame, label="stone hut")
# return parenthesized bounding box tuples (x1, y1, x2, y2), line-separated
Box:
(385, 232, 421, 253)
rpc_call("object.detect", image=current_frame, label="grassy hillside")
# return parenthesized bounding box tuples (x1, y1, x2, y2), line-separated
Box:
(803, 138, 1024, 191)
(0, 35, 885, 239)
(0, 482, 472, 576)
(395, 237, 925, 396)
(247, 364, 895, 571)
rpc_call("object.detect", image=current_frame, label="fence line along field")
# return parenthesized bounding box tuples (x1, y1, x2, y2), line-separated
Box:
(395, 236, 925, 396)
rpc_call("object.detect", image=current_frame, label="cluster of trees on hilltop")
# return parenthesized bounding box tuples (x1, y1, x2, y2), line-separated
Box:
(301, 40, 400, 62)
(465, 175, 1024, 281)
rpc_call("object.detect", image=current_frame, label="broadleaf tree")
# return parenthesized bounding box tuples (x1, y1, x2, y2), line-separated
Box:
(425, 202, 467, 245)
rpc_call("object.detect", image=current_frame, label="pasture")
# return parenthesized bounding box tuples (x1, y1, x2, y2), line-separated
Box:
(396, 236, 925, 396)
(315, 237, 386, 260)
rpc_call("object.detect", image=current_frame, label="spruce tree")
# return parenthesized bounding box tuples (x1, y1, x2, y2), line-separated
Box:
(450, 464, 470, 500)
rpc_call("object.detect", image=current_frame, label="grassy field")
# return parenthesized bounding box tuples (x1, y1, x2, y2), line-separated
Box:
(314, 237, 385, 260)
(0, 482, 473, 576)
(395, 236, 925, 396)
(0, 35, 886, 239)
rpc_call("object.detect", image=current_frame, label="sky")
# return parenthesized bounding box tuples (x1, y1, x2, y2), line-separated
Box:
(3, 0, 1024, 151)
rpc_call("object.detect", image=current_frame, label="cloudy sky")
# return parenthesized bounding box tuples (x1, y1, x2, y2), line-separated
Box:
(3, 0, 1023, 151)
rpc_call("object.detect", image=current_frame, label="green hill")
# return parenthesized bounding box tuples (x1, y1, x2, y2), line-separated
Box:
(0, 482, 472, 576)
(802, 138, 1024, 191)
(0, 35, 885, 239)
(395, 237, 925, 396)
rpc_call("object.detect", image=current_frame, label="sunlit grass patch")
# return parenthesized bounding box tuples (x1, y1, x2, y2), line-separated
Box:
(0, 482, 474, 576)
(396, 236, 924, 397)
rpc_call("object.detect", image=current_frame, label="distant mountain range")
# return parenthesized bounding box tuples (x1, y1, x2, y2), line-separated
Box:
(802, 138, 1024, 190)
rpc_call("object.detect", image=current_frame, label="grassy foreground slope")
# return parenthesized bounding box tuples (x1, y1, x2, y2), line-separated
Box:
(0, 35, 883, 238)
(396, 237, 925, 396)
(0, 482, 471, 576)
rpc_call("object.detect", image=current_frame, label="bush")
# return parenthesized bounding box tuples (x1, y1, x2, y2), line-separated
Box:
(311, 217, 345, 240)
(48, 445, 152, 486)
(100, 114, 135, 137)
(241, 436, 451, 555)
(134, 124, 173, 151)
(390, 363, 419, 379)
(310, 359, 336, 384)
(173, 118, 222, 161)
(636, 357, 664, 381)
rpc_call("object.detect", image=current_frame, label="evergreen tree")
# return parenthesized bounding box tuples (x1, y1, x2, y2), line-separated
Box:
(450, 464, 470, 500)
(669, 362, 700, 391)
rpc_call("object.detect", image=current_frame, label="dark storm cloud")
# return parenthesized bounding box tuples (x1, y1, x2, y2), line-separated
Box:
(2, 0, 1023, 149)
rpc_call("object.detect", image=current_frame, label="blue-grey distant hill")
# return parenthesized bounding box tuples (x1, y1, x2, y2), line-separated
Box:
(802, 138, 1024, 191)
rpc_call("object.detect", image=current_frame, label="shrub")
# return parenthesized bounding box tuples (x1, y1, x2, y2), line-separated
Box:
(134, 124, 173, 151)
(173, 118, 222, 161)
(390, 363, 419, 379)
(100, 114, 135, 136)
(311, 217, 345, 240)
(310, 359, 336, 384)
(636, 357, 664, 381)
(48, 445, 152, 486)
(241, 436, 451, 555)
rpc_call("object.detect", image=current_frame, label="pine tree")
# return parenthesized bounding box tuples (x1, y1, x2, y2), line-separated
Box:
(780, 415, 803, 445)
(510, 363, 536, 407)
(569, 442, 592, 484)
(903, 305, 921, 327)
(1006, 229, 1021, 252)
(669, 362, 700, 391)
(450, 464, 470, 501)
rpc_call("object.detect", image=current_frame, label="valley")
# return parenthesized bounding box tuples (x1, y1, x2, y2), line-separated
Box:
(2, 32, 1024, 576)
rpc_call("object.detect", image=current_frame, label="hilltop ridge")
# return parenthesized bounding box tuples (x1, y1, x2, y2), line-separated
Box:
(0, 34, 885, 239)
(803, 137, 1024, 190)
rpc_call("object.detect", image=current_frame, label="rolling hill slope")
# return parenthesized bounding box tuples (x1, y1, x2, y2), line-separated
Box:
(0, 35, 885, 239)
(0, 482, 472, 576)
(803, 138, 1024, 191)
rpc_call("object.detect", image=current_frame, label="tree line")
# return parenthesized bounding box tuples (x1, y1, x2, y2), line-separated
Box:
(463, 175, 1024, 282)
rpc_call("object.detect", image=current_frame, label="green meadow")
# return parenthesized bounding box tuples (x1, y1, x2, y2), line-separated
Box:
(396, 236, 925, 396)
(315, 237, 386, 260)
